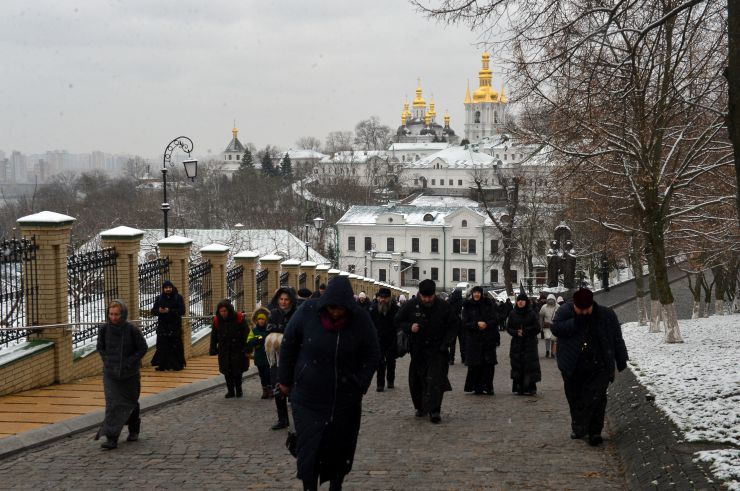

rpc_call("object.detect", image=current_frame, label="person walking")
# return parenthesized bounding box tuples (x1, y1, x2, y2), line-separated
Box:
(552, 288, 629, 446)
(368, 287, 400, 392)
(278, 276, 380, 491)
(209, 299, 250, 398)
(267, 286, 298, 430)
(462, 286, 500, 395)
(539, 294, 559, 358)
(394, 279, 459, 423)
(247, 307, 272, 399)
(498, 298, 513, 331)
(151, 280, 186, 371)
(446, 288, 465, 365)
(506, 292, 542, 395)
(96, 299, 148, 450)
(356, 291, 372, 311)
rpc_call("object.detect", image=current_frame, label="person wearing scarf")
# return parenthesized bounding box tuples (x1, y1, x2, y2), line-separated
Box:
(278, 276, 380, 491)
(506, 292, 542, 395)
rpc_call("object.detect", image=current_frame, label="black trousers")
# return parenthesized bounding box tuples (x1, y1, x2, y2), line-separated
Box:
(376, 346, 396, 388)
(256, 364, 271, 388)
(449, 326, 465, 363)
(563, 369, 610, 436)
(224, 373, 243, 392)
(126, 403, 140, 434)
(464, 364, 495, 393)
(409, 352, 450, 414)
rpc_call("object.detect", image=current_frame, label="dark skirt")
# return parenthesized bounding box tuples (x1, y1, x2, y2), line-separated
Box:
(291, 401, 362, 484)
(151, 333, 185, 370)
(464, 364, 495, 394)
(101, 373, 141, 438)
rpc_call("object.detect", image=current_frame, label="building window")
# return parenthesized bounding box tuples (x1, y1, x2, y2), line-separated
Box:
(364, 237, 372, 251)
(452, 268, 460, 282)
(431, 179, 436, 185)
(412, 237, 419, 253)
(537, 240, 547, 256)
(510, 270, 518, 283)
(448, 179, 453, 185)
(452, 239, 476, 254)
(475, 111, 481, 123)
(348, 264, 355, 273)
(228, 154, 232, 160)
(490, 269, 499, 283)
(431, 267, 439, 281)
(411, 267, 419, 280)
(431, 238, 439, 253)
(461, 220, 467, 228)
(490, 239, 499, 254)
(387, 238, 394, 252)
(414, 178, 418, 185)
(379, 269, 387, 282)
(468, 269, 476, 282)
(348, 236, 355, 251)
(458, 179, 462, 186)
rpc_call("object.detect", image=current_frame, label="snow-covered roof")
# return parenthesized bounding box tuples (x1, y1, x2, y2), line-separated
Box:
(280, 149, 327, 160)
(17, 211, 76, 224)
(337, 204, 505, 227)
(409, 195, 480, 207)
(224, 136, 245, 154)
(388, 142, 451, 152)
(319, 150, 389, 164)
(88, 229, 330, 265)
(405, 146, 496, 169)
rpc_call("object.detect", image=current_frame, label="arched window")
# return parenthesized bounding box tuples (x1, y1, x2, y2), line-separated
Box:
(423, 213, 434, 222)
(461, 220, 468, 228)
(475, 111, 481, 123)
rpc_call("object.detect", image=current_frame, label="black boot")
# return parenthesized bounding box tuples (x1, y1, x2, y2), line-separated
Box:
(271, 394, 289, 430)
(225, 375, 235, 398)
(329, 475, 344, 491)
(127, 419, 140, 442)
(100, 436, 118, 450)
(234, 375, 243, 398)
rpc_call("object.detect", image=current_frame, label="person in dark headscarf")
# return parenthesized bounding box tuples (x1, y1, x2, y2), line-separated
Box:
(96, 299, 148, 449)
(506, 292, 542, 395)
(462, 286, 500, 395)
(267, 286, 298, 430)
(278, 276, 380, 491)
(209, 299, 250, 398)
(151, 280, 186, 371)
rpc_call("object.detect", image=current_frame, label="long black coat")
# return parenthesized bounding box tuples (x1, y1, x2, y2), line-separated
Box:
(209, 310, 250, 376)
(368, 299, 400, 353)
(150, 286, 186, 370)
(506, 305, 542, 384)
(279, 277, 380, 484)
(462, 297, 500, 366)
(552, 301, 629, 381)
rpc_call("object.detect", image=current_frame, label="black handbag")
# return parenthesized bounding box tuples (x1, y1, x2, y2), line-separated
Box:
(397, 329, 410, 358)
(286, 429, 297, 457)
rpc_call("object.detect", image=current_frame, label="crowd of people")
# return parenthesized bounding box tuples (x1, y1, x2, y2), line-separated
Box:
(94, 276, 628, 491)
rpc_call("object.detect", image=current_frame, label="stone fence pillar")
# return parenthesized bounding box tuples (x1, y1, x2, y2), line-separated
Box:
(158, 236, 193, 359)
(18, 211, 76, 384)
(328, 268, 340, 284)
(316, 264, 330, 289)
(200, 244, 229, 315)
(235, 250, 259, 316)
(300, 261, 317, 293)
(260, 255, 283, 303)
(100, 226, 144, 322)
(281, 259, 301, 290)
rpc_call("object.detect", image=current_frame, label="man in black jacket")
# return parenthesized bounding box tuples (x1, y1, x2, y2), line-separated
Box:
(394, 279, 459, 423)
(552, 288, 629, 446)
(369, 287, 399, 392)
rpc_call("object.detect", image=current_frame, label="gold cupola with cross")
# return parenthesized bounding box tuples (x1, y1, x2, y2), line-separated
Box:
(464, 52, 508, 142)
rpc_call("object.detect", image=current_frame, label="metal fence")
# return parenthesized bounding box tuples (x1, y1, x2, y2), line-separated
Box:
(279, 271, 289, 287)
(227, 265, 244, 312)
(298, 272, 307, 290)
(68, 248, 118, 348)
(188, 260, 212, 334)
(138, 257, 170, 338)
(256, 269, 268, 308)
(315, 274, 320, 292)
(0, 237, 39, 348)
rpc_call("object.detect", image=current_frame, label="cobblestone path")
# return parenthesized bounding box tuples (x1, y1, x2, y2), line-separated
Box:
(0, 335, 626, 490)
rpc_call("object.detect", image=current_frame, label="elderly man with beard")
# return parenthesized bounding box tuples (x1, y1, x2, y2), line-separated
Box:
(394, 279, 459, 423)
(552, 288, 629, 446)
(368, 287, 399, 392)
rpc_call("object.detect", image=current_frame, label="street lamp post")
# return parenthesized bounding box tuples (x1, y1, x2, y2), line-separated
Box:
(305, 216, 325, 262)
(162, 136, 197, 237)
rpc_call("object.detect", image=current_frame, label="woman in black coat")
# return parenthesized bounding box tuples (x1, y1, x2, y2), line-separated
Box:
(151, 280, 186, 371)
(267, 286, 298, 430)
(278, 276, 380, 491)
(463, 286, 500, 395)
(506, 293, 542, 395)
(209, 299, 250, 398)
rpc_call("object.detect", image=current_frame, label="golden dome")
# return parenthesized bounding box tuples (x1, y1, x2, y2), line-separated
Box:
(444, 110, 451, 126)
(428, 98, 437, 119)
(500, 83, 507, 103)
(424, 112, 431, 125)
(464, 81, 472, 104)
(401, 101, 411, 124)
(413, 79, 426, 108)
(232, 120, 238, 139)
(473, 52, 500, 103)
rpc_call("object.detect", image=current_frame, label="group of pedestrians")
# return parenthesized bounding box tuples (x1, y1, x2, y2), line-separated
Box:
(94, 274, 628, 491)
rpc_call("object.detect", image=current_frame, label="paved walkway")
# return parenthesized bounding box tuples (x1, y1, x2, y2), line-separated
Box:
(0, 335, 626, 489)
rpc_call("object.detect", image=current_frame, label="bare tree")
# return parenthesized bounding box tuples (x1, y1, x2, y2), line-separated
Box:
(295, 136, 322, 151)
(324, 131, 354, 155)
(354, 117, 392, 151)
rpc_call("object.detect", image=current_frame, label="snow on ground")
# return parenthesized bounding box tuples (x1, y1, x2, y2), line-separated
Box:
(622, 314, 740, 489)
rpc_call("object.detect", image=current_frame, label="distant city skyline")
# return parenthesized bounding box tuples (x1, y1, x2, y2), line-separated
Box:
(0, 1, 507, 159)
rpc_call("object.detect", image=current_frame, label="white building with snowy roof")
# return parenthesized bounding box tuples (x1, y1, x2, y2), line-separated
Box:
(335, 203, 525, 290)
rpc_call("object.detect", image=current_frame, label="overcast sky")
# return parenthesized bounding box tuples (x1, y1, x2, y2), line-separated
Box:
(0, 1, 504, 159)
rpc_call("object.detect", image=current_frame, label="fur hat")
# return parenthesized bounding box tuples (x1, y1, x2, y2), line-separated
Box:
(573, 288, 594, 309)
(377, 287, 392, 298)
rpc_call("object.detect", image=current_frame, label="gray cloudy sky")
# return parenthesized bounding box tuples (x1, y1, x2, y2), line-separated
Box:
(0, 1, 503, 159)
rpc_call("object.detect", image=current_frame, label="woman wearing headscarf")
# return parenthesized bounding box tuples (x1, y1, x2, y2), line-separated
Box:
(462, 286, 500, 395)
(151, 280, 186, 371)
(278, 277, 380, 491)
(506, 292, 542, 395)
(539, 294, 559, 358)
(209, 299, 250, 398)
(96, 299, 148, 449)
(267, 286, 298, 430)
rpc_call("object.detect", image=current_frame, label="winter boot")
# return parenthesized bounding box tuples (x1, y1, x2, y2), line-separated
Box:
(271, 395, 289, 430)
(225, 375, 235, 398)
(234, 375, 243, 398)
(101, 436, 118, 450)
(127, 418, 140, 442)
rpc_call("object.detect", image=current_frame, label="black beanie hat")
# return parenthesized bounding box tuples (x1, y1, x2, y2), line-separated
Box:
(516, 292, 529, 302)
(573, 288, 594, 309)
(418, 279, 436, 296)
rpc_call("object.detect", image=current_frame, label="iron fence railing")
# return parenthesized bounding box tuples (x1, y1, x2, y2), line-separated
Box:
(227, 265, 244, 312)
(0, 236, 39, 348)
(138, 257, 170, 338)
(298, 272, 307, 290)
(279, 271, 289, 287)
(256, 269, 268, 308)
(188, 260, 212, 334)
(68, 248, 118, 348)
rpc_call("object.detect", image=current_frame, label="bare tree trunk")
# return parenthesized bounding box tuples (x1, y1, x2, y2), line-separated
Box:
(630, 235, 648, 326)
(647, 256, 662, 333)
(637, 296, 649, 326)
(663, 304, 682, 343)
(714, 299, 725, 316)
(691, 300, 701, 319)
(687, 272, 704, 319)
(647, 221, 682, 342)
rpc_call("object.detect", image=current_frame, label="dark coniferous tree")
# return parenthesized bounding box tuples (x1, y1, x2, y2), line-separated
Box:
(280, 153, 293, 179)
(260, 147, 276, 177)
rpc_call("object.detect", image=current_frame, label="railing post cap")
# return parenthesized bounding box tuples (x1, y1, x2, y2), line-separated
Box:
(300, 261, 317, 267)
(100, 226, 145, 239)
(328, 268, 341, 274)
(234, 250, 260, 259)
(316, 264, 331, 271)
(199, 243, 230, 253)
(339, 271, 351, 277)
(281, 259, 302, 267)
(158, 235, 193, 246)
(348, 274, 360, 279)
(17, 211, 76, 226)
(259, 254, 283, 262)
